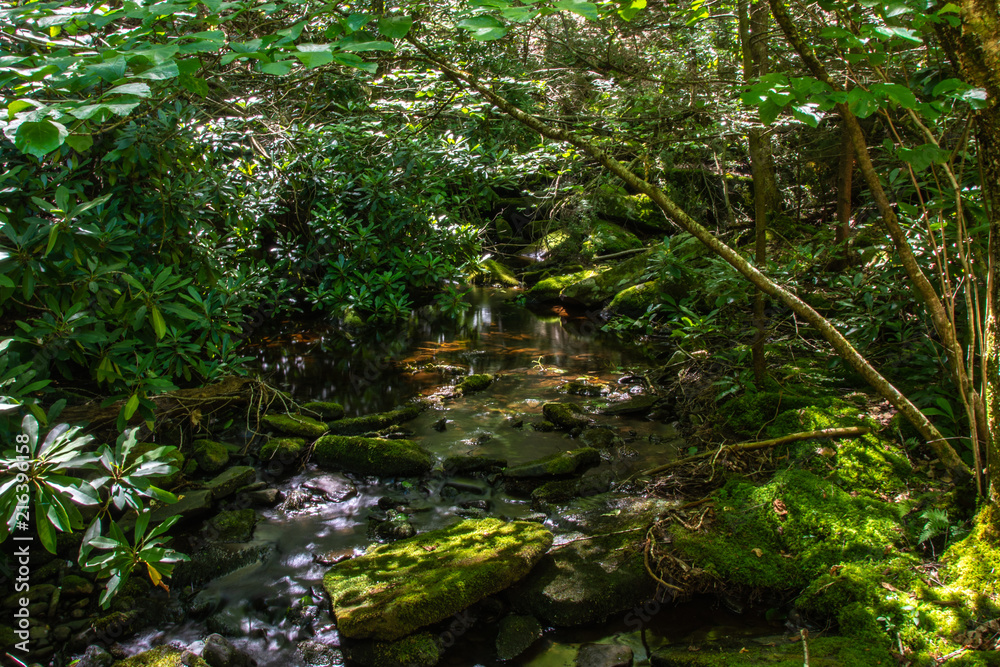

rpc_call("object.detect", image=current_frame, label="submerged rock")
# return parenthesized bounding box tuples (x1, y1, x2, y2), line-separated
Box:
(580, 428, 623, 450)
(343, 632, 441, 667)
(495, 613, 543, 661)
(504, 448, 601, 479)
(456, 373, 496, 393)
(312, 435, 432, 476)
(302, 401, 345, 420)
(600, 394, 661, 416)
(207, 466, 256, 501)
(542, 402, 590, 430)
(368, 509, 415, 542)
(326, 405, 423, 435)
(323, 517, 553, 641)
(304, 473, 357, 502)
(262, 413, 328, 438)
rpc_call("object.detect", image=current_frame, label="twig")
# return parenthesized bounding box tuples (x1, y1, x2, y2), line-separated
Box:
(639, 427, 870, 477)
(594, 247, 648, 261)
(644, 526, 685, 592)
(801, 628, 810, 666)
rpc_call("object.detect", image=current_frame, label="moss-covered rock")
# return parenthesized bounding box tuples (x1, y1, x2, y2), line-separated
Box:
(262, 413, 328, 438)
(525, 229, 581, 261)
(344, 632, 441, 667)
(324, 518, 553, 640)
(191, 439, 230, 474)
(607, 280, 660, 319)
(472, 259, 520, 287)
(593, 185, 667, 231)
(495, 614, 543, 661)
(110, 645, 209, 667)
(442, 455, 507, 475)
(649, 636, 892, 666)
(600, 394, 661, 416)
(580, 428, 623, 450)
(203, 508, 258, 543)
(582, 220, 643, 258)
(312, 435, 432, 476)
(206, 465, 256, 500)
(302, 401, 346, 420)
(326, 405, 423, 435)
(259, 436, 306, 461)
(530, 479, 583, 508)
(504, 448, 601, 479)
(527, 269, 597, 301)
(542, 402, 589, 430)
(61, 574, 93, 596)
(563, 380, 609, 396)
(456, 373, 495, 393)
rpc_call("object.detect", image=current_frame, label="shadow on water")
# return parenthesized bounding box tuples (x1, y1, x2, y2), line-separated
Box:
(123, 289, 769, 666)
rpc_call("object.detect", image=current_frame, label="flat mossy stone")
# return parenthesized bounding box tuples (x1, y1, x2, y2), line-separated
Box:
(323, 517, 553, 641)
(207, 465, 257, 500)
(563, 380, 609, 396)
(302, 401, 346, 420)
(326, 405, 423, 436)
(146, 488, 213, 526)
(262, 413, 328, 438)
(312, 435, 432, 476)
(191, 439, 230, 474)
(542, 402, 589, 430)
(527, 269, 597, 301)
(496, 614, 543, 661)
(649, 636, 892, 666)
(504, 448, 601, 479)
(443, 455, 507, 475)
(203, 508, 258, 543)
(259, 437, 306, 461)
(110, 645, 210, 667)
(344, 632, 441, 667)
(456, 373, 495, 393)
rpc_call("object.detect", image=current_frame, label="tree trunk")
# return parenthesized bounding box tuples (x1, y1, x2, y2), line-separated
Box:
(830, 124, 854, 272)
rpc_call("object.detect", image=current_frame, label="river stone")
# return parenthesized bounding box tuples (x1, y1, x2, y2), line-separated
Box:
(504, 448, 601, 479)
(296, 640, 344, 666)
(258, 437, 306, 462)
(326, 405, 423, 435)
(72, 645, 115, 667)
(509, 494, 672, 626)
(207, 466, 257, 500)
(202, 633, 256, 667)
(542, 402, 590, 430)
(302, 401, 346, 420)
(343, 632, 441, 667)
(580, 428, 623, 449)
(148, 489, 213, 525)
(443, 455, 507, 475)
(61, 575, 93, 596)
(577, 643, 634, 667)
(312, 435, 432, 476)
(600, 394, 661, 416)
(108, 645, 210, 667)
(192, 439, 230, 474)
(262, 413, 328, 438)
(649, 635, 890, 666)
(456, 373, 495, 393)
(324, 517, 553, 641)
(559, 249, 652, 307)
(202, 509, 257, 543)
(496, 614, 543, 661)
(304, 473, 357, 502)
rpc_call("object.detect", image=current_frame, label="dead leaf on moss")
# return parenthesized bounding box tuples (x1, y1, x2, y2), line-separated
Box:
(773, 498, 788, 518)
(751, 548, 763, 557)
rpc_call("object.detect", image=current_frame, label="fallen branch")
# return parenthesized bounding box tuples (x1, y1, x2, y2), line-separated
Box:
(594, 247, 648, 261)
(639, 427, 870, 477)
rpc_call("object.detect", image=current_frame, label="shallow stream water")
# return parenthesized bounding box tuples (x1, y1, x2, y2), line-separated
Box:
(123, 289, 774, 666)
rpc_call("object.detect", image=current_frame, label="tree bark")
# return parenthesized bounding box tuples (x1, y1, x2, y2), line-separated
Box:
(831, 124, 854, 272)
(409, 37, 970, 480)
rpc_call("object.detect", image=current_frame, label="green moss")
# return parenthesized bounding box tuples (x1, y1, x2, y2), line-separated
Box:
(582, 220, 642, 258)
(312, 435, 432, 476)
(530, 479, 581, 507)
(940, 504, 1000, 618)
(347, 632, 441, 667)
(649, 636, 892, 666)
(302, 401, 346, 420)
(836, 601, 884, 643)
(456, 373, 495, 393)
(60, 574, 93, 595)
(323, 518, 553, 640)
(327, 405, 423, 435)
(527, 269, 597, 301)
(259, 437, 306, 461)
(563, 380, 609, 396)
(111, 645, 210, 667)
(525, 229, 581, 260)
(443, 455, 507, 474)
(203, 508, 258, 542)
(495, 614, 542, 660)
(542, 402, 589, 430)
(607, 280, 659, 318)
(190, 439, 229, 474)
(262, 413, 328, 438)
(472, 259, 520, 287)
(504, 447, 600, 478)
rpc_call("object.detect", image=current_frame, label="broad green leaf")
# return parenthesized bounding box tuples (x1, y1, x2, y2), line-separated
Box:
(294, 50, 334, 68)
(124, 393, 140, 420)
(847, 87, 878, 118)
(259, 60, 296, 76)
(899, 143, 951, 171)
(331, 53, 377, 73)
(339, 40, 395, 53)
(377, 15, 413, 39)
(7, 99, 42, 117)
(178, 74, 209, 96)
(758, 100, 782, 125)
(457, 16, 508, 40)
(960, 87, 988, 109)
(150, 305, 166, 338)
(888, 26, 922, 43)
(275, 20, 306, 44)
(873, 82, 917, 108)
(132, 61, 179, 80)
(105, 82, 151, 97)
(65, 133, 93, 153)
(617, 0, 646, 21)
(86, 55, 126, 82)
(555, 0, 600, 20)
(14, 120, 68, 158)
(344, 13, 373, 32)
(35, 498, 57, 553)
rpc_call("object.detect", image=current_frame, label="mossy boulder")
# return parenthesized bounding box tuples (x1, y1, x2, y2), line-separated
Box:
(456, 373, 496, 393)
(312, 435, 432, 476)
(60, 574, 93, 596)
(582, 220, 643, 258)
(191, 439, 230, 474)
(649, 636, 892, 666)
(473, 259, 520, 287)
(510, 494, 670, 625)
(495, 614, 543, 661)
(504, 448, 601, 479)
(206, 465, 256, 500)
(110, 646, 210, 667)
(326, 405, 423, 435)
(302, 401, 346, 420)
(530, 479, 584, 507)
(344, 632, 441, 667)
(607, 280, 660, 319)
(262, 413, 328, 438)
(525, 229, 581, 261)
(259, 436, 306, 461)
(560, 249, 654, 307)
(563, 380, 609, 396)
(542, 402, 590, 430)
(323, 517, 553, 640)
(527, 269, 597, 301)
(203, 508, 258, 543)
(593, 184, 667, 231)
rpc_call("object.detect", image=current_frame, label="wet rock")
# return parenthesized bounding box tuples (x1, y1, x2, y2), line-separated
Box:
(312, 548, 354, 566)
(304, 473, 357, 502)
(542, 403, 590, 430)
(262, 413, 328, 438)
(192, 440, 231, 474)
(442, 455, 507, 475)
(527, 268, 595, 300)
(368, 509, 415, 542)
(559, 249, 652, 306)
(280, 488, 312, 512)
(461, 499, 490, 511)
(563, 381, 610, 396)
(607, 281, 660, 319)
(531, 479, 584, 508)
(205, 610, 242, 637)
(432, 417, 448, 432)
(143, 489, 212, 527)
(61, 574, 94, 596)
(258, 437, 306, 462)
(510, 494, 672, 626)
(312, 435, 432, 477)
(581, 428, 623, 449)
(202, 509, 257, 543)
(531, 420, 556, 432)
(295, 640, 344, 666)
(456, 373, 496, 393)
(173, 544, 274, 590)
(343, 632, 441, 667)
(504, 448, 601, 479)
(202, 633, 256, 667)
(600, 394, 661, 416)
(443, 477, 488, 495)
(324, 518, 553, 641)
(243, 488, 282, 507)
(108, 645, 210, 667)
(495, 614, 542, 661)
(326, 405, 423, 436)
(649, 636, 890, 666)
(302, 401, 345, 421)
(207, 466, 257, 501)
(577, 644, 634, 667)
(72, 645, 115, 667)
(506, 417, 524, 428)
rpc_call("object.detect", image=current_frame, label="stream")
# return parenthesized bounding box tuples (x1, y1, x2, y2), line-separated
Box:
(121, 289, 774, 666)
